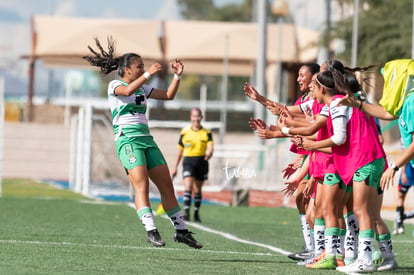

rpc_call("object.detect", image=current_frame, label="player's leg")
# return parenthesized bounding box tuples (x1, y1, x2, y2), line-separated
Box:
(288, 156, 313, 261)
(337, 158, 385, 273)
(182, 176, 194, 221)
(343, 188, 358, 265)
(310, 180, 325, 260)
(335, 182, 347, 267)
(147, 148, 202, 249)
(288, 178, 314, 261)
(394, 184, 407, 234)
(309, 175, 345, 270)
(128, 165, 165, 247)
(193, 178, 203, 222)
(395, 164, 414, 232)
(297, 177, 314, 253)
(192, 158, 208, 222)
(149, 163, 202, 249)
(300, 181, 325, 266)
(116, 138, 165, 247)
(336, 181, 376, 273)
(182, 157, 196, 221)
(372, 192, 398, 271)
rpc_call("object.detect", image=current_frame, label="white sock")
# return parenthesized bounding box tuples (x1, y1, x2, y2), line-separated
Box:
(325, 227, 339, 256)
(300, 214, 314, 251)
(377, 233, 394, 259)
(137, 207, 156, 231)
(338, 228, 346, 256)
(314, 218, 325, 255)
(358, 230, 374, 264)
(345, 212, 359, 259)
(167, 206, 187, 230)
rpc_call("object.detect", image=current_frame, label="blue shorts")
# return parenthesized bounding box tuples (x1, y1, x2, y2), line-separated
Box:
(399, 164, 414, 194)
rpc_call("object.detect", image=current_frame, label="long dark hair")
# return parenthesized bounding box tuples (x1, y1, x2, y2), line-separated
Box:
(315, 70, 336, 95)
(83, 37, 141, 77)
(325, 59, 377, 93)
(325, 59, 377, 74)
(315, 69, 350, 96)
(303, 62, 320, 75)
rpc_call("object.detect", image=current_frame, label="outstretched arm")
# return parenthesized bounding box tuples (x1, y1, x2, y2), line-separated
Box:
(205, 143, 214, 160)
(281, 116, 328, 137)
(244, 82, 278, 107)
(300, 136, 336, 152)
(115, 62, 163, 96)
(171, 148, 184, 179)
(281, 156, 309, 197)
(150, 59, 184, 100)
(381, 134, 414, 190)
(338, 94, 397, 120)
(278, 107, 310, 128)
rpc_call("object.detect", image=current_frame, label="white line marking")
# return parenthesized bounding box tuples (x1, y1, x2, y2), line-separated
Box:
(391, 239, 414, 244)
(126, 203, 292, 256)
(0, 239, 282, 257)
(185, 221, 292, 256)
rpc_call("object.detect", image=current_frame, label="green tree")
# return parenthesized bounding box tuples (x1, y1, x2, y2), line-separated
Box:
(177, 0, 252, 22)
(334, 0, 412, 65)
(177, 0, 284, 22)
(177, 0, 216, 20)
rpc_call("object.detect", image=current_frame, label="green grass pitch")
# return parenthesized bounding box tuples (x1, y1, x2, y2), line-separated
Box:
(0, 179, 413, 274)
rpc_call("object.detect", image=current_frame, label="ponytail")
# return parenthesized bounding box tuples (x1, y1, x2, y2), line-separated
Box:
(83, 37, 142, 77)
(83, 37, 119, 75)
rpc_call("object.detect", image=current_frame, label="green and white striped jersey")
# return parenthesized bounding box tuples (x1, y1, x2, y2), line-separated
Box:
(108, 80, 154, 141)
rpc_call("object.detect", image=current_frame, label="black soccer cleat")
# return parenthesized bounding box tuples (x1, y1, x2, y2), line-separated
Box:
(194, 212, 202, 223)
(287, 248, 313, 261)
(146, 229, 166, 247)
(174, 229, 202, 249)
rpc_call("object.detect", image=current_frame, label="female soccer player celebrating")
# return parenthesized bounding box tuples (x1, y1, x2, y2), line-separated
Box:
(83, 37, 202, 249)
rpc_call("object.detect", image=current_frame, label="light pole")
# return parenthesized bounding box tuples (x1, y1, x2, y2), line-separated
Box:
(351, 0, 359, 67)
(271, 0, 289, 105)
(254, 0, 268, 171)
(269, 0, 289, 188)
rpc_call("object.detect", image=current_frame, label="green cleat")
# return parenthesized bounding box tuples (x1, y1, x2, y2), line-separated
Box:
(307, 255, 337, 269)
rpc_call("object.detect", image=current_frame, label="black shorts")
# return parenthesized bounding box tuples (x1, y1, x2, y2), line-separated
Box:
(182, 156, 209, 181)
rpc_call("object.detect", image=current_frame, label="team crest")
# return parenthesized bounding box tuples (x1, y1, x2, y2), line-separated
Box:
(129, 155, 137, 164)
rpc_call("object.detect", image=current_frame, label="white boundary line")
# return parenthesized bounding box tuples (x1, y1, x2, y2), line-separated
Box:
(126, 203, 292, 256)
(40, 190, 293, 256)
(0, 239, 283, 257)
(186, 221, 292, 256)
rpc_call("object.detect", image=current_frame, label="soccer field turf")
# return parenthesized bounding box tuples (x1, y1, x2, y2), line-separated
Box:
(0, 179, 413, 274)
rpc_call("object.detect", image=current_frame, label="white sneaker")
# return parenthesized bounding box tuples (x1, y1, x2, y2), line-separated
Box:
(377, 257, 398, 271)
(392, 225, 405, 235)
(336, 259, 376, 273)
